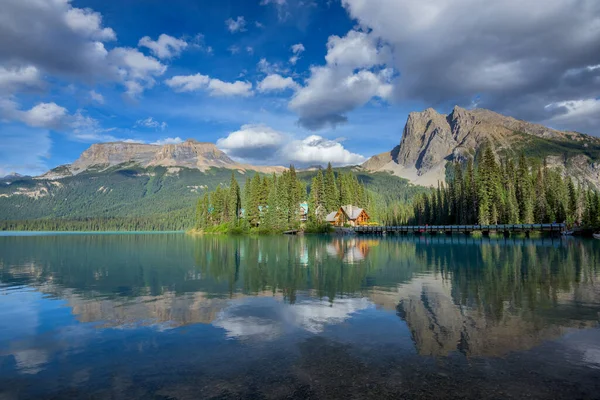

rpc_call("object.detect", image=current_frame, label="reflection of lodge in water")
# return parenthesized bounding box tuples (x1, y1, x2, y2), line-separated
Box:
(1, 235, 598, 358)
(325, 238, 376, 264)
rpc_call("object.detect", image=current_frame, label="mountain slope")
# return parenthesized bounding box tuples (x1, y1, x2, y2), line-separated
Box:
(363, 106, 600, 187)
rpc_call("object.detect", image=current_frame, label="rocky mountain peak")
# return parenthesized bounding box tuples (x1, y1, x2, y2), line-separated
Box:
(363, 106, 600, 188)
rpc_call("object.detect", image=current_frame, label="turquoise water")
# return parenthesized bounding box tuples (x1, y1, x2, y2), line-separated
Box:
(0, 233, 599, 399)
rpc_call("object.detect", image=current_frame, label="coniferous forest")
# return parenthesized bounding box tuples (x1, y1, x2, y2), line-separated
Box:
(194, 164, 377, 234)
(412, 145, 598, 227)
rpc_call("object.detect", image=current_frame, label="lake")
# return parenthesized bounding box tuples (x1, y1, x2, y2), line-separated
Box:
(0, 233, 599, 399)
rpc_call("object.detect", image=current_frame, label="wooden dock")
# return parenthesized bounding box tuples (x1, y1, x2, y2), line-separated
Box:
(354, 223, 566, 236)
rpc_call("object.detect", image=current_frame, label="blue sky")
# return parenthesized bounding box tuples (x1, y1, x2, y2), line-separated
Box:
(1, 0, 599, 176)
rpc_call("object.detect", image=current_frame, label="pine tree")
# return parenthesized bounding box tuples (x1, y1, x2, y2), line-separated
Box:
(228, 172, 241, 226)
(323, 163, 339, 213)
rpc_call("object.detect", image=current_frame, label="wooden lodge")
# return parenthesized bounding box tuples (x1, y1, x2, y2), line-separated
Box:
(326, 205, 370, 227)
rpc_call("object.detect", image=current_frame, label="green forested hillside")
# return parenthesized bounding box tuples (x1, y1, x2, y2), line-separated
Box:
(0, 164, 425, 231)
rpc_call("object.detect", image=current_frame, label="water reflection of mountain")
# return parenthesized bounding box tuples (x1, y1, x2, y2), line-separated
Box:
(0, 234, 598, 356)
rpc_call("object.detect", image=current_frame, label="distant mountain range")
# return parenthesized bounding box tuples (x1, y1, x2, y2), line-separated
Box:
(41, 139, 284, 180)
(362, 106, 600, 188)
(0, 172, 29, 181)
(1, 106, 599, 226)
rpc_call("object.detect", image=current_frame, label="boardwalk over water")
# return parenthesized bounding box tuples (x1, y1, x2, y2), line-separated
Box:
(355, 223, 566, 236)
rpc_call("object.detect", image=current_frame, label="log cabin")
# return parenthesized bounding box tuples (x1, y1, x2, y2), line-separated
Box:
(326, 205, 370, 227)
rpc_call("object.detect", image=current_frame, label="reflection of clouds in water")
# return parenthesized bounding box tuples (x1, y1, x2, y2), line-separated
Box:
(12, 349, 48, 375)
(583, 348, 600, 368)
(562, 329, 600, 369)
(213, 297, 372, 339)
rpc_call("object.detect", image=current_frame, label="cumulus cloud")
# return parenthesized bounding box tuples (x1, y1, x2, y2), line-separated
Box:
(341, 0, 600, 133)
(138, 34, 188, 59)
(135, 117, 168, 131)
(107, 48, 167, 97)
(289, 43, 305, 65)
(216, 124, 365, 166)
(0, 99, 117, 142)
(152, 137, 183, 145)
(0, 0, 168, 98)
(165, 73, 253, 97)
(287, 135, 366, 165)
(289, 30, 394, 130)
(21, 102, 68, 129)
(0, 66, 42, 94)
(257, 74, 299, 92)
(217, 124, 286, 160)
(225, 16, 247, 33)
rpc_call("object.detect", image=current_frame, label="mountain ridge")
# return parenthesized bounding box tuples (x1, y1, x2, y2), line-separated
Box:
(40, 139, 285, 179)
(363, 106, 600, 187)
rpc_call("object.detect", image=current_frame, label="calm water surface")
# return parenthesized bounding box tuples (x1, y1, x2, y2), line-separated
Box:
(0, 233, 599, 399)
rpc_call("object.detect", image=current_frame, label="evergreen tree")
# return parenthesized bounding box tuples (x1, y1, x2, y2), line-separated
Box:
(228, 172, 241, 226)
(323, 163, 339, 212)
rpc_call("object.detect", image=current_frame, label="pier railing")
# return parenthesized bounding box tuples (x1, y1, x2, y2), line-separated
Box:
(354, 223, 566, 235)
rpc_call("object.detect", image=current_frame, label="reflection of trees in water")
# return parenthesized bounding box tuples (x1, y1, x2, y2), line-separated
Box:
(193, 236, 373, 304)
(2, 234, 599, 345)
(372, 237, 600, 357)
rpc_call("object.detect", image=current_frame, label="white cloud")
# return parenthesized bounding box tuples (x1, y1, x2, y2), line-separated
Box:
(325, 30, 389, 68)
(340, 0, 600, 133)
(164, 73, 210, 92)
(225, 16, 247, 33)
(228, 45, 241, 55)
(544, 98, 600, 133)
(217, 124, 286, 160)
(0, 99, 118, 142)
(152, 137, 183, 145)
(108, 48, 167, 97)
(286, 135, 366, 165)
(21, 102, 68, 129)
(89, 90, 104, 104)
(135, 117, 168, 131)
(0, 66, 42, 94)
(289, 43, 305, 65)
(246, 46, 254, 55)
(0, 0, 169, 98)
(138, 34, 188, 60)
(258, 74, 299, 92)
(63, 6, 116, 41)
(0, 0, 115, 79)
(69, 111, 118, 142)
(208, 79, 253, 97)
(166, 74, 253, 97)
(257, 58, 288, 75)
(289, 30, 394, 130)
(216, 124, 365, 166)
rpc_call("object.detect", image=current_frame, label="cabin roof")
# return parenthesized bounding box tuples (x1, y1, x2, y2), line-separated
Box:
(325, 211, 338, 222)
(341, 205, 366, 220)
